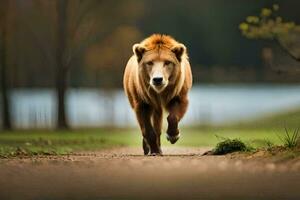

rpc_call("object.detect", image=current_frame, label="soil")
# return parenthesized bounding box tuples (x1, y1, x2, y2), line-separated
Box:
(0, 147, 300, 200)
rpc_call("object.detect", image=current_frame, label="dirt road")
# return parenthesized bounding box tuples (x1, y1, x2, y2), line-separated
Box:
(0, 147, 300, 200)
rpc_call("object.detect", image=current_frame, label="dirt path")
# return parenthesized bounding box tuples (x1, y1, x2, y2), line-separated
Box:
(1, 147, 300, 200)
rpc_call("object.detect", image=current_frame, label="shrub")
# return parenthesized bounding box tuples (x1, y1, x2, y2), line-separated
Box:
(212, 138, 250, 155)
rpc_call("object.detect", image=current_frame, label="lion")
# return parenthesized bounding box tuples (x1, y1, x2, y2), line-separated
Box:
(123, 34, 192, 155)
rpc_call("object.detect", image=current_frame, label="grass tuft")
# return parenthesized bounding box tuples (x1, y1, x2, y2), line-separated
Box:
(277, 127, 299, 149)
(212, 136, 253, 155)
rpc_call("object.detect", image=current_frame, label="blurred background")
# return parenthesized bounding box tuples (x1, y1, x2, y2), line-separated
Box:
(1, 0, 300, 130)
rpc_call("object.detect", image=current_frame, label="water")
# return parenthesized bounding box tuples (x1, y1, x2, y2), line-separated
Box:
(2, 84, 300, 128)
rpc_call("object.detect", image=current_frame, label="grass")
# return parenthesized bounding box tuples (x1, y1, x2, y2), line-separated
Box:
(175, 128, 283, 148)
(0, 109, 299, 157)
(0, 129, 140, 157)
(204, 126, 300, 156)
(277, 127, 299, 149)
(0, 127, 287, 157)
(233, 109, 300, 129)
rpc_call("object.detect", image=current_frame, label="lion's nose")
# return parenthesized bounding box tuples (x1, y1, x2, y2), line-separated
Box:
(152, 77, 163, 86)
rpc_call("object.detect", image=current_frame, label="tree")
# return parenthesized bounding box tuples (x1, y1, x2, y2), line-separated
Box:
(26, 0, 104, 129)
(0, 0, 12, 130)
(239, 4, 300, 62)
(55, 0, 69, 129)
(84, 25, 142, 88)
(24, 0, 144, 129)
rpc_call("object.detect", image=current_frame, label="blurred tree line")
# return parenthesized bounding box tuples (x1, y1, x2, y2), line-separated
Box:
(1, 0, 300, 129)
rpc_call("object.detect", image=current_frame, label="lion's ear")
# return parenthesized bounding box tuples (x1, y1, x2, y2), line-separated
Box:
(171, 44, 186, 62)
(133, 43, 146, 62)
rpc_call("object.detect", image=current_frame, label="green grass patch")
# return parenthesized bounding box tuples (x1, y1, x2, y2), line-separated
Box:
(0, 129, 141, 157)
(0, 127, 285, 157)
(233, 109, 300, 129)
(174, 128, 282, 148)
(0, 108, 299, 158)
(189, 109, 300, 130)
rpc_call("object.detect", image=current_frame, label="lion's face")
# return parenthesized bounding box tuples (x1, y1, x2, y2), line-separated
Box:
(141, 50, 180, 93)
(133, 43, 186, 93)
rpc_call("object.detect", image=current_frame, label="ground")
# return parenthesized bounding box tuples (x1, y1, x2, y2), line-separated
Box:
(1, 110, 300, 199)
(1, 146, 300, 200)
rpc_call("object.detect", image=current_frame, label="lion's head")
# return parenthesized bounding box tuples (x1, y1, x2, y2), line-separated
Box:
(133, 34, 187, 93)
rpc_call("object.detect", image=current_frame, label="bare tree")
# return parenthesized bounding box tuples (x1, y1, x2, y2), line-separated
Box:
(17, 0, 143, 129)
(54, 0, 102, 129)
(51, 0, 143, 129)
(27, 0, 98, 129)
(56, 0, 69, 129)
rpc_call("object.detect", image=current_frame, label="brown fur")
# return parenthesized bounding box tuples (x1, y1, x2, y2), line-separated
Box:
(123, 34, 192, 155)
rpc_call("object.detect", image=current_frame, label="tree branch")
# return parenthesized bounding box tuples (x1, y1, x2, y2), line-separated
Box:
(15, 2, 54, 64)
(276, 38, 300, 62)
(66, 20, 120, 69)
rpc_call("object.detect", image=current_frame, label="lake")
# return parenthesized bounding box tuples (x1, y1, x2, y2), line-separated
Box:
(3, 84, 300, 128)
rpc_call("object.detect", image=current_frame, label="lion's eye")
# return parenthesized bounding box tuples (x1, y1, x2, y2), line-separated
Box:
(164, 61, 172, 66)
(145, 61, 153, 66)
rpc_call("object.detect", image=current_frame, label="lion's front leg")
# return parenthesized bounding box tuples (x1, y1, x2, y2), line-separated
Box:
(135, 103, 161, 155)
(166, 96, 189, 144)
(152, 107, 163, 154)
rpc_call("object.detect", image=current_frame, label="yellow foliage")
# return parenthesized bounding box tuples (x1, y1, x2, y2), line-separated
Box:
(261, 8, 272, 17)
(240, 4, 300, 60)
(240, 5, 300, 40)
(246, 16, 259, 24)
(239, 23, 248, 31)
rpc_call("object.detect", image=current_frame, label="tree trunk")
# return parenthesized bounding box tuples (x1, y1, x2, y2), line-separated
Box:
(0, 45, 12, 130)
(56, 67, 68, 129)
(55, 0, 69, 129)
(0, 10, 12, 130)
